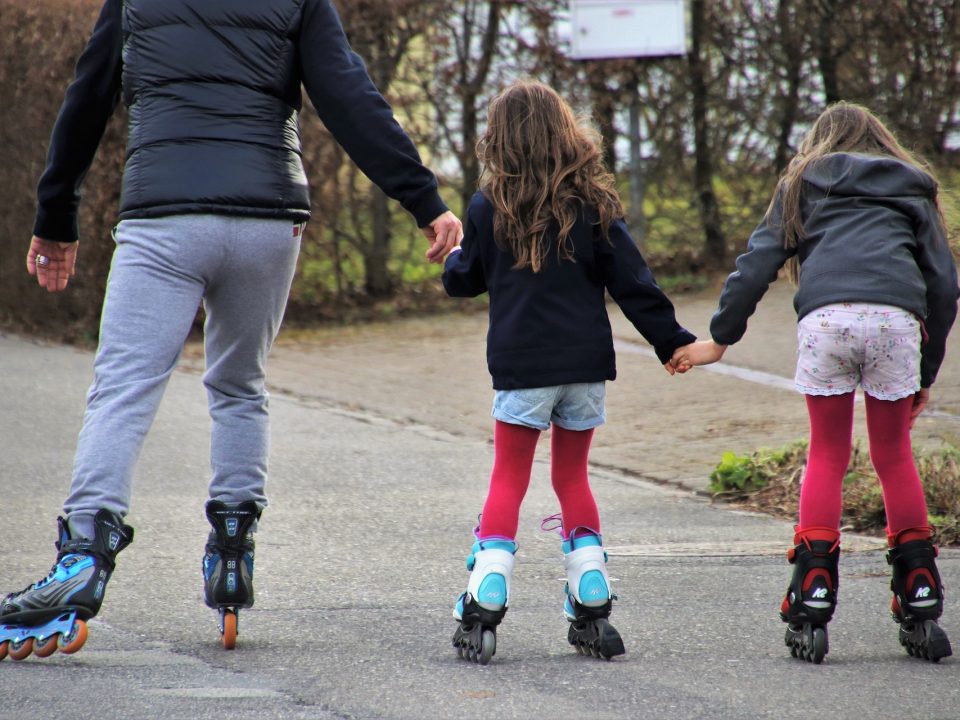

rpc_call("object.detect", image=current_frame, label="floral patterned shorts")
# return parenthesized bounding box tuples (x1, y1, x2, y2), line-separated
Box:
(795, 303, 921, 400)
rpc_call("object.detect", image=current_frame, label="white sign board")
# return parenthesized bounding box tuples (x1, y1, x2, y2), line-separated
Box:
(569, 0, 688, 60)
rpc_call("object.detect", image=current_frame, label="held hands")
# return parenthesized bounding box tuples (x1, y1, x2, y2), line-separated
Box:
(421, 211, 463, 264)
(670, 340, 727, 374)
(26, 236, 78, 293)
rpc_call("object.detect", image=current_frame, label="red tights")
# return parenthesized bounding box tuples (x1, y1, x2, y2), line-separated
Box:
(478, 421, 600, 539)
(798, 392, 928, 536)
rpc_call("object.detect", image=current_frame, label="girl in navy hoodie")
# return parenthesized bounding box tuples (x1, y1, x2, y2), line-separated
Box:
(673, 103, 958, 664)
(443, 80, 695, 664)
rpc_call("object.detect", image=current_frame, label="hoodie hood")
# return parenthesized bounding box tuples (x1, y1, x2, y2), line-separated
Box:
(802, 152, 937, 198)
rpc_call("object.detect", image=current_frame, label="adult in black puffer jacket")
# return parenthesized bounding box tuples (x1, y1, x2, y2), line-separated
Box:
(11, 0, 462, 656)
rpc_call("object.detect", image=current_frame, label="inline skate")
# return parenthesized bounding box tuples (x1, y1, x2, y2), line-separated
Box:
(452, 536, 517, 665)
(887, 528, 952, 662)
(0, 509, 134, 662)
(780, 527, 839, 664)
(202, 500, 259, 649)
(562, 528, 624, 659)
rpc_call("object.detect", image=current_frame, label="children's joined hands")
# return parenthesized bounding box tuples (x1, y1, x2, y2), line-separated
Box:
(670, 340, 727, 374)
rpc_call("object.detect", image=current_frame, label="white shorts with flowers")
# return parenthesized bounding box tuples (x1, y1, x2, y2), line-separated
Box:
(794, 303, 921, 401)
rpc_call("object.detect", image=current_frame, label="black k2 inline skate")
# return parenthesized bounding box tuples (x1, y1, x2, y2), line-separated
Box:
(780, 528, 839, 664)
(562, 529, 624, 660)
(202, 500, 259, 649)
(0, 509, 133, 662)
(887, 529, 952, 662)
(452, 537, 516, 665)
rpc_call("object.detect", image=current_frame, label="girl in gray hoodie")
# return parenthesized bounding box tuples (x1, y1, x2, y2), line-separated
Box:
(673, 102, 957, 664)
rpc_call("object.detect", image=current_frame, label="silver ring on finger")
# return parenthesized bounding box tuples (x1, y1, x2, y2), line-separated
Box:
(36, 255, 50, 267)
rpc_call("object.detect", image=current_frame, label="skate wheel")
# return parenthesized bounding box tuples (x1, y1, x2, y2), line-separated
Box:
(478, 629, 496, 665)
(0, 640, 8, 662)
(221, 610, 238, 650)
(8, 637, 34, 661)
(33, 634, 60, 658)
(810, 627, 827, 664)
(58, 619, 88, 654)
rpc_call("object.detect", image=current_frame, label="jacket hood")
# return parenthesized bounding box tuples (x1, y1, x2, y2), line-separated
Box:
(802, 152, 937, 198)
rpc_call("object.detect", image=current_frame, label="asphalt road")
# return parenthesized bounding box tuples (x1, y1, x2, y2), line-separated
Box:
(1, 330, 959, 720)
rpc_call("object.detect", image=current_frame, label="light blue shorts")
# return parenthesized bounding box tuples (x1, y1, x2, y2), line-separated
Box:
(795, 303, 921, 401)
(491, 382, 606, 431)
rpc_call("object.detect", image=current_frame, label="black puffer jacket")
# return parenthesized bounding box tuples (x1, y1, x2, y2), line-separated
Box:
(34, 0, 447, 241)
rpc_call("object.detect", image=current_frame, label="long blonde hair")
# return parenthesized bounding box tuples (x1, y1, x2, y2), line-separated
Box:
(477, 80, 623, 272)
(773, 102, 944, 282)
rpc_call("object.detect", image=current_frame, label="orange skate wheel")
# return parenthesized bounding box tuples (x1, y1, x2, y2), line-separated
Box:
(8, 637, 34, 661)
(0, 640, 9, 662)
(222, 610, 237, 650)
(58, 620, 87, 654)
(33, 634, 60, 658)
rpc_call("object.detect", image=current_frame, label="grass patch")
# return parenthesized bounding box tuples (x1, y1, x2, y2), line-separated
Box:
(710, 441, 960, 546)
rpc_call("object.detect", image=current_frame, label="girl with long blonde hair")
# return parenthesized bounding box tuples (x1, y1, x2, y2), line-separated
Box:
(673, 102, 958, 663)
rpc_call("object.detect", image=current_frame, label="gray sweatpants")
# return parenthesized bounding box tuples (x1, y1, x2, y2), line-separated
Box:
(65, 215, 301, 535)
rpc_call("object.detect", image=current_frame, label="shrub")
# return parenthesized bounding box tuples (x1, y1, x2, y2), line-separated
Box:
(710, 440, 960, 546)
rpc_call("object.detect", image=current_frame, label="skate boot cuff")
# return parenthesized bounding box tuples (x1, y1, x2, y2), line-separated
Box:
(791, 526, 840, 549)
(57, 510, 134, 570)
(205, 500, 260, 549)
(782, 537, 839, 625)
(887, 539, 944, 622)
(887, 526, 934, 548)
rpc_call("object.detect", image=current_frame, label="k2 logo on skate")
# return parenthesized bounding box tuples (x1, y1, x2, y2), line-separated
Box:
(812, 587, 828, 599)
(915, 586, 931, 599)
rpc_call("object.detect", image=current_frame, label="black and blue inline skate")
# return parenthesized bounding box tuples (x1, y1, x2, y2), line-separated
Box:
(0, 509, 133, 662)
(202, 500, 259, 649)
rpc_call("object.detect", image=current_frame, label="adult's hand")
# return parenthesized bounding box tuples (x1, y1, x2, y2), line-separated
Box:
(421, 211, 463, 264)
(26, 235, 78, 293)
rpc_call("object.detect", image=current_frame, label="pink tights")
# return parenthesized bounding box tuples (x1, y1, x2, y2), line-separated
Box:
(478, 421, 600, 540)
(799, 392, 928, 536)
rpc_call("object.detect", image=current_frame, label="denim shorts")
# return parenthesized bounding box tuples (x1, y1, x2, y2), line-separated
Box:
(492, 382, 606, 431)
(795, 303, 921, 401)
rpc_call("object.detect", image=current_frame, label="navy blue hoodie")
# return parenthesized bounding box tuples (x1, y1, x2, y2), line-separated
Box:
(443, 192, 696, 390)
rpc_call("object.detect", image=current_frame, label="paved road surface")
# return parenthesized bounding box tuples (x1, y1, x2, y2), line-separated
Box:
(2, 281, 959, 719)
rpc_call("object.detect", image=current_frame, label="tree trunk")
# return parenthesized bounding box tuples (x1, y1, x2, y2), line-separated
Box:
(688, 0, 726, 266)
(365, 187, 393, 297)
(364, 41, 396, 297)
(458, 1, 500, 214)
(813, 0, 841, 103)
(589, 65, 618, 173)
(627, 77, 646, 248)
(775, 0, 803, 173)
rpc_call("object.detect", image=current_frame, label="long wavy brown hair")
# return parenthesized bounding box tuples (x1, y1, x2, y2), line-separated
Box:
(773, 101, 944, 283)
(477, 81, 623, 272)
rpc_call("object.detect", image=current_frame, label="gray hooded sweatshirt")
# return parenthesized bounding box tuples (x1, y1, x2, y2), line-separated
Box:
(710, 152, 958, 387)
